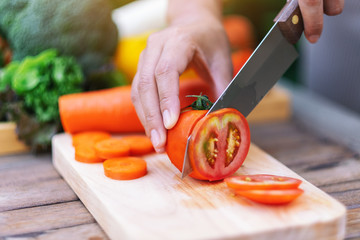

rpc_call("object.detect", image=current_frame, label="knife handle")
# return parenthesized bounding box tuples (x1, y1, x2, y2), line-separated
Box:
(274, 0, 304, 44)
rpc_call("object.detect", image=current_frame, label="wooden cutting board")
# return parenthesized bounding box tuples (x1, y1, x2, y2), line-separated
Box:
(52, 133, 346, 240)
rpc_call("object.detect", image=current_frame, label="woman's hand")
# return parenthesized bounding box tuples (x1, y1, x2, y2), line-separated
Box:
(131, 0, 232, 153)
(299, 0, 344, 43)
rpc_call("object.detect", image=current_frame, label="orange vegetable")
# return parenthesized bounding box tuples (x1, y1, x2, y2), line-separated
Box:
(75, 145, 104, 163)
(103, 157, 147, 180)
(225, 174, 304, 205)
(223, 15, 256, 50)
(59, 79, 215, 134)
(225, 174, 302, 191)
(166, 110, 207, 173)
(94, 138, 130, 159)
(167, 108, 250, 181)
(235, 188, 304, 205)
(232, 49, 253, 77)
(72, 131, 111, 147)
(121, 135, 154, 156)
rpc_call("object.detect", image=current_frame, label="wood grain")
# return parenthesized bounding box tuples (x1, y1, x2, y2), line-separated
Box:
(346, 208, 360, 239)
(0, 122, 29, 156)
(52, 133, 346, 240)
(0, 223, 108, 240)
(0, 153, 77, 212)
(1, 116, 359, 239)
(0, 201, 94, 237)
(275, 0, 304, 44)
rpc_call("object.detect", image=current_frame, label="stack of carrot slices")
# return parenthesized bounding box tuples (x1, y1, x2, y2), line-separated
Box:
(72, 131, 154, 180)
(224, 174, 304, 205)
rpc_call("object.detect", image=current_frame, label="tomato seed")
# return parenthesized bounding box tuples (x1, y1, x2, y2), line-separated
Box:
(204, 135, 219, 168)
(225, 125, 241, 167)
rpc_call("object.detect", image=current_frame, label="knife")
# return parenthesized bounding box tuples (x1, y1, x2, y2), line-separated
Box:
(181, 0, 304, 178)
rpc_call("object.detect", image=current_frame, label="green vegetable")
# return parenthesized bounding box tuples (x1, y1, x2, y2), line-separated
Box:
(0, 0, 118, 74)
(0, 61, 19, 92)
(2, 49, 84, 122)
(0, 49, 84, 151)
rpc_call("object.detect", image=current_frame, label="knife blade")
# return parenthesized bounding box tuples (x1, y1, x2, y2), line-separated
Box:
(181, 0, 304, 178)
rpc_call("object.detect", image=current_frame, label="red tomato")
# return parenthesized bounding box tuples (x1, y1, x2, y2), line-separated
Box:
(166, 108, 250, 181)
(235, 188, 304, 205)
(231, 49, 253, 77)
(224, 174, 302, 190)
(166, 110, 207, 174)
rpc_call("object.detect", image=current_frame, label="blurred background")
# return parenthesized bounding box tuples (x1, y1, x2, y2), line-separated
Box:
(1, 0, 359, 152)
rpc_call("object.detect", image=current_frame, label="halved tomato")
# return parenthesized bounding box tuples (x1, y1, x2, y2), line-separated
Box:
(166, 110, 207, 173)
(224, 174, 302, 190)
(166, 108, 250, 181)
(235, 188, 304, 205)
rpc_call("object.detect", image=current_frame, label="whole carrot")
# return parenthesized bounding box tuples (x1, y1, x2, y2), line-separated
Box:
(59, 79, 215, 134)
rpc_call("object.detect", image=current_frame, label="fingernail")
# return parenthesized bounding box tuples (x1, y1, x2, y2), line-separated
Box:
(163, 109, 175, 129)
(156, 147, 165, 153)
(309, 35, 320, 43)
(150, 129, 160, 149)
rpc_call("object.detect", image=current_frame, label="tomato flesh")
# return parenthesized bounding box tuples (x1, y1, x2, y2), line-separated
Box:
(225, 123, 241, 167)
(225, 174, 302, 190)
(235, 188, 304, 205)
(189, 108, 250, 181)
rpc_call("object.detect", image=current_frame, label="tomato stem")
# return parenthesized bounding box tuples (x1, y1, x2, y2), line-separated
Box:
(184, 94, 213, 110)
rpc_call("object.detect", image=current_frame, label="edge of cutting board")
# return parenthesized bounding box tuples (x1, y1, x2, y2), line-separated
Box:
(52, 133, 346, 240)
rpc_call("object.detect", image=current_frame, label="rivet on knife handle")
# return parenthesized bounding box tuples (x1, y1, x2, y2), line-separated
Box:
(274, 0, 304, 44)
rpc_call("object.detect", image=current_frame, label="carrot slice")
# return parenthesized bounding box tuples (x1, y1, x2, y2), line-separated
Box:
(72, 131, 111, 147)
(121, 135, 154, 156)
(103, 157, 147, 180)
(95, 138, 130, 159)
(75, 145, 104, 163)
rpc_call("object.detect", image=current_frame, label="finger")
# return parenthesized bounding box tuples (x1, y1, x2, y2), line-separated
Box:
(211, 63, 233, 97)
(299, 0, 324, 43)
(207, 45, 233, 97)
(324, 0, 344, 16)
(131, 73, 146, 128)
(190, 32, 233, 98)
(132, 51, 152, 132)
(155, 38, 196, 130)
(136, 34, 166, 153)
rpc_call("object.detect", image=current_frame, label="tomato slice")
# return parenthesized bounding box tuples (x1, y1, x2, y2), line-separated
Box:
(224, 174, 302, 190)
(166, 108, 250, 181)
(235, 188, 304, 205)
(189, 108, 250, 181)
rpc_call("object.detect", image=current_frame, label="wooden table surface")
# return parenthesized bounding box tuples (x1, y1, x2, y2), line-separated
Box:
(1, 88, 360, 240)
